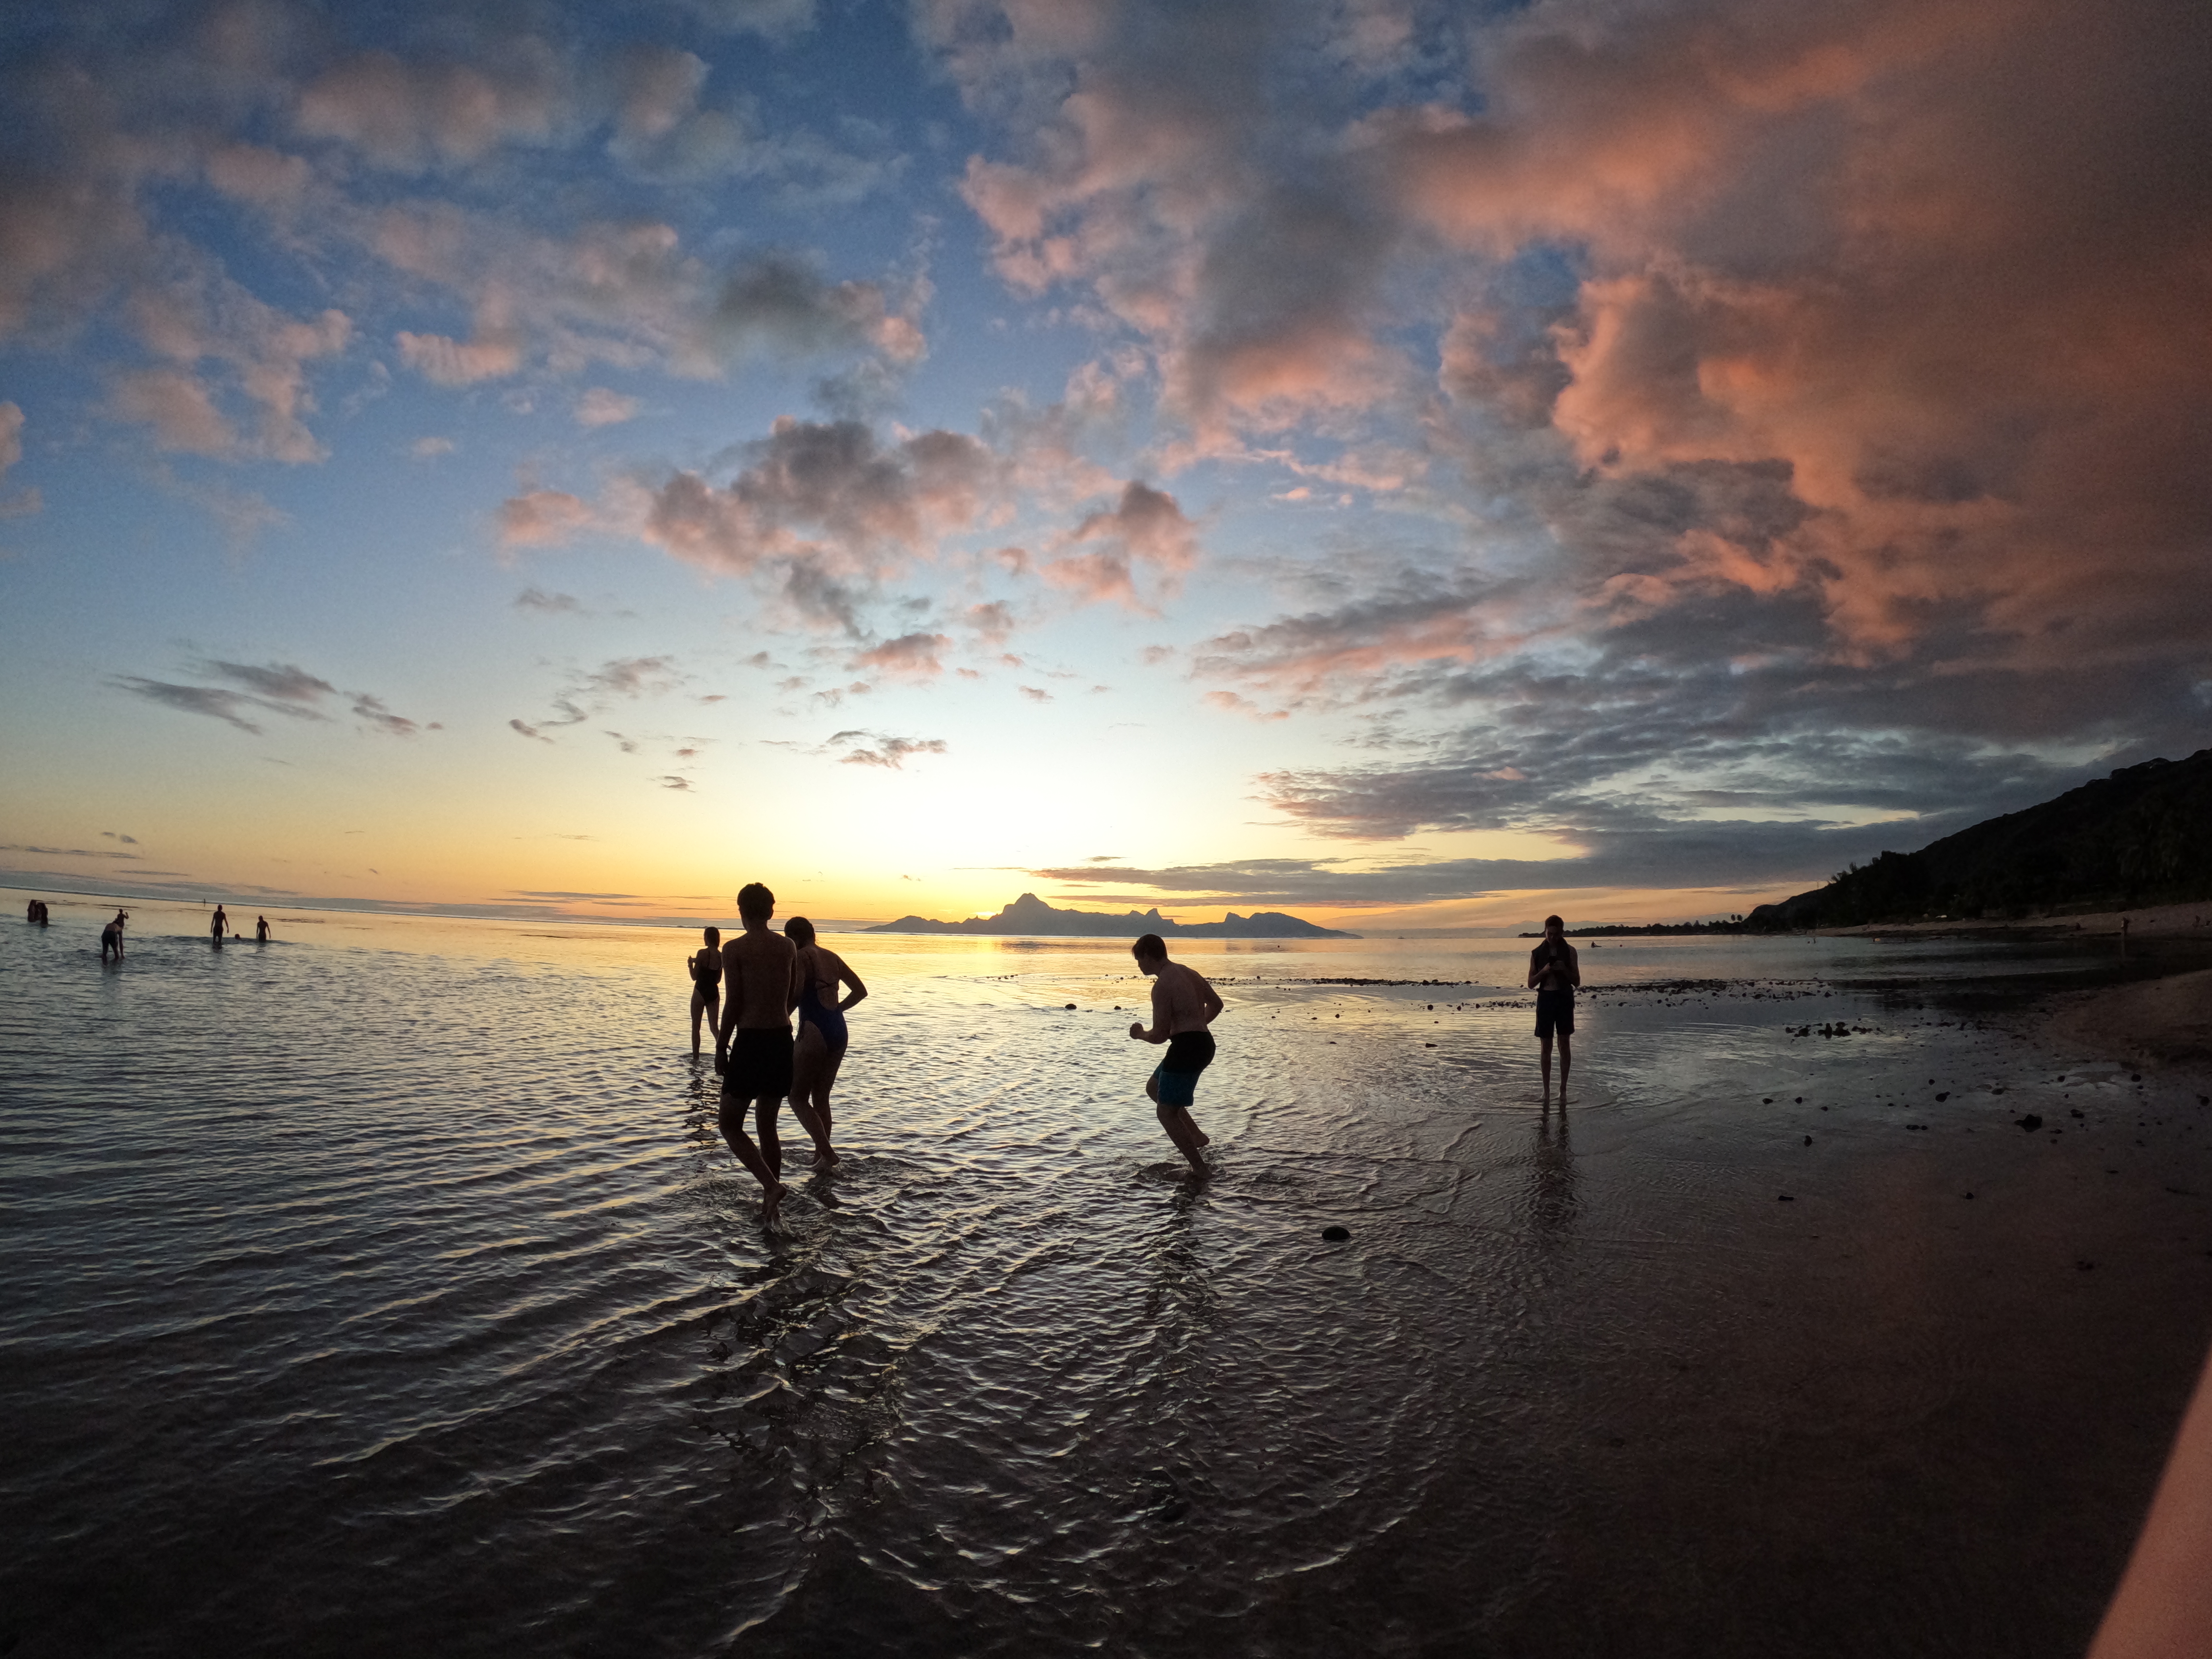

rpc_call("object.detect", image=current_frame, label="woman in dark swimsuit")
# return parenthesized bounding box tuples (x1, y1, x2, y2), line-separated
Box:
(688, 926, 722, 1056)
(785, 917, 866, 1157)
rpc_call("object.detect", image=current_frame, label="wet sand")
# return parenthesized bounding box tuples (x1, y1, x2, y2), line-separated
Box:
(2038, 968, 2212, 1070)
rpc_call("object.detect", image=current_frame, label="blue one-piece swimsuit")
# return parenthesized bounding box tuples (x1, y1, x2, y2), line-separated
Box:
(798, 978, 848, 1052)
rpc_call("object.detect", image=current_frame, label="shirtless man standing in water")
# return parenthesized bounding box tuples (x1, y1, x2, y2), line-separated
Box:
(715, 884, 833, 1225)
(1528, 914, 1581, 1096)
(1128, 933, 1224, 1175)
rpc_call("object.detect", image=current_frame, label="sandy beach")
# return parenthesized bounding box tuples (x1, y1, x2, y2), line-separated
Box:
(2036, 968, 2212, 1072)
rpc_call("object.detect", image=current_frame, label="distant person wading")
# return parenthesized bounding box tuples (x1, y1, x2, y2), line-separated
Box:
(688, 926, 722, 1057)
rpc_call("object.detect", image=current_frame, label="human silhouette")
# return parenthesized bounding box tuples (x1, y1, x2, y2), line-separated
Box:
(100, 909, 127, 962)
(1527, 914, 1581, 1096)
(715, 884, 834, 1226)
(1128, 933, 1224, 1175)
(786, 917, 865, 1161)
(211, 904, 228, 942)
(255, 914, 270, 942)
(688, 926, 722, 1056)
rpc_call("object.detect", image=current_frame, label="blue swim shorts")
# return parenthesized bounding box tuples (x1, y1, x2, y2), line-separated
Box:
(1151, 1029, 1216, 1108)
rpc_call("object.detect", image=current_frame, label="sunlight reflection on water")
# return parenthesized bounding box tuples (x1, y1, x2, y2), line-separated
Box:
(4, 900, 2212, 1656)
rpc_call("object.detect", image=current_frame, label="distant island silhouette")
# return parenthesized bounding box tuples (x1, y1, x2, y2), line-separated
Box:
(865, 891, 1357, 939)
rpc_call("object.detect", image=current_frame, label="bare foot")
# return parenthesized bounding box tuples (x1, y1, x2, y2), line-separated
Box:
(762, 1181, 790, 1226)
(814, 1145, 839, 1168)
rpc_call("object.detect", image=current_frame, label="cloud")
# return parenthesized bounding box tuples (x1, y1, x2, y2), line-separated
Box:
(826, 729, 948, 769)
(294, 43, 566, 172)
(0, 400, 37, 516)
(396, 327, 522, 385)
(510, 717, 550, 740)
(1017, 684, 1051, 702)
(575, 387, 642, 425)
(198, 660, 337, 706)
(851, 631, 951, 679)
(350, 693, 420, 737)
(410, 435, 455, 459)
(499, 489, 597, 547)
(656, 774, 693, 789)
(112, 678, 268, 734)
(1042, 481, 1201, 611)
(713, 251, 927, 364)
(514, 586, 583, 615)
(0, 842, 142, 861)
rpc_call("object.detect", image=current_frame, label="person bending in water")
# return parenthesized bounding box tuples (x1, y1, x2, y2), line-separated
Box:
(786, 917, 865, 1160)
(1128, 933, 1224, 1175)
(688, 926, 722, 1057)
(716, 884, 834, 1225)
(1528, 914, 1581, 1096)
(101, 909, 127, 962)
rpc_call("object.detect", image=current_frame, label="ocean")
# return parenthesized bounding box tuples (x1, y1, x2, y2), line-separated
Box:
(5, 896, 2212, 1656)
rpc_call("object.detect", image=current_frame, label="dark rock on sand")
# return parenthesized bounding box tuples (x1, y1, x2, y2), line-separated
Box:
(1321, 1225, 1351, 1242)
(2017, 1114, 2044, 1131)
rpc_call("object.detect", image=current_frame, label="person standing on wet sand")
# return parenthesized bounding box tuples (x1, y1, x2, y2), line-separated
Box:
(787, 917, 865, 1156)
(1528, 914, 1580, 1096)
(687, 926, 722, 1057)
(100, 909, 126, 962)
(1128, 933, 1224, 1175)
(715, 884, 835, 1226)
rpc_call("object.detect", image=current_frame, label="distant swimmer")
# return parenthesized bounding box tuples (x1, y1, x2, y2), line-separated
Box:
(1528, 914, 1581, 1096)
(27, 898, 48, 926)
(211, 904, 228, 941)
(688, 926, 723, 1056)
(786, 917, 865, 1162)
(715, 883, 834, 1226)
(1128, 932, 1224, 1176)
(255, 915, 270, 942)
(101, 909, 127, 962)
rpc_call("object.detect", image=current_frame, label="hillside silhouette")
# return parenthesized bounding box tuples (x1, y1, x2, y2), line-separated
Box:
(1749, 748, 2212, 929)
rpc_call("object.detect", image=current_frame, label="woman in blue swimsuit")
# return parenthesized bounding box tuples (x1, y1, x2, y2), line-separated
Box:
(785, 917, 866, 1155)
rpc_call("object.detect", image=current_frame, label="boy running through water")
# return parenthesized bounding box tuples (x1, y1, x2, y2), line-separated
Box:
(1527, 914, 1581, 1096)
(1128, 933, 1224, 1175)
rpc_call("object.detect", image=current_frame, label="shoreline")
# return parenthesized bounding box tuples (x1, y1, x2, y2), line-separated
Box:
(1816, 897, 2212, 942)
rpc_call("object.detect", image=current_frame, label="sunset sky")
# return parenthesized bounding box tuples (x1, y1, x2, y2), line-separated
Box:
(2, 0, 2206, 930)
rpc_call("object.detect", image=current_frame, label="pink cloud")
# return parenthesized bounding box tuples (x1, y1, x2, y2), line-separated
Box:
(1042, 480, 1200, 611)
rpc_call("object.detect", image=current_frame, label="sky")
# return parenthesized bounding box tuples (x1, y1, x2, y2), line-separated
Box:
(2, 0, 2208, 932)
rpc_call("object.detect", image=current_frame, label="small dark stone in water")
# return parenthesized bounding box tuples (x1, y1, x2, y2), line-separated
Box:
(1321, 1225, 1352, 1242)
(2131, 1073, 2143, 1082)
(1763, 1097, 1773, 1104)
(1794, 1097, 1803, 1104)
(1963, 1192, 1974, 1199)
(1935, 1092, 1949, 1101)
(1777, 1194, 1795, 1202)
(1065, 1003, 1077, 1009)
(1802, 1135, 1812, 1145)
(2016, 1114, 2044, 1131)
(2075, 1259, 2096, 1271)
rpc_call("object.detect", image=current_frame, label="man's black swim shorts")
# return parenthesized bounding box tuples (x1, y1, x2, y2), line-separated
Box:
(723, 1026, 795, 1100)
(1534, 989, 1575, 1040)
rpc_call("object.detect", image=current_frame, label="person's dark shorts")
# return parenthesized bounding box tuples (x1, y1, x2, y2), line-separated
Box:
(723, 1027, 794, 1100)
(1534, 989, 1575, 1039)
(1152, 1029, 1216, 1109)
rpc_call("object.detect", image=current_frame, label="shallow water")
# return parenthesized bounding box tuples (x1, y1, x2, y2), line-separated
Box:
(6, 897, 2212, 1657)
